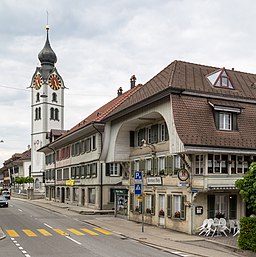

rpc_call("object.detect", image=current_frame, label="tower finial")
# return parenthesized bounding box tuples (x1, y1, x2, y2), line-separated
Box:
(46, 10, 49, 30)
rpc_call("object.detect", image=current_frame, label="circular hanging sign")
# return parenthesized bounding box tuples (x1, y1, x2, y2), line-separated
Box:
(178, 169, 189, 181)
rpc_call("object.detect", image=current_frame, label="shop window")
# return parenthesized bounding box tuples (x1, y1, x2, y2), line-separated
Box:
(88, 188, 96, 204)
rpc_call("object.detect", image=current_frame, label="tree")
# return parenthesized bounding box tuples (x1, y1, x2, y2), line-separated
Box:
(235, 162, 256, 213)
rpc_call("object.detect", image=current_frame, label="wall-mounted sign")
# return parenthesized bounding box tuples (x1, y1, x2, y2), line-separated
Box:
(178, 169, 189, 181)
(195, 206, 203, 215)
(146, 177, 162, 185)
(66, 180, 74, 186)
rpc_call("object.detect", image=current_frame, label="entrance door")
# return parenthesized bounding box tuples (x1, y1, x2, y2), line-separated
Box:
(116, 194, 128, 215)
(61, 187, 65, 203)
(81, 189, 85, 206)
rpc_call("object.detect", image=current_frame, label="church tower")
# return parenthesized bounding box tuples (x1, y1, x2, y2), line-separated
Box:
(30, 26, 64, 191)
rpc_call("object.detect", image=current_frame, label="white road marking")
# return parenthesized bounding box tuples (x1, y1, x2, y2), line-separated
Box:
(22, 250, 27, 254)
(65, 236, 82, 245)
(18, 209, 23, 212)
(44, 223, 53, 229)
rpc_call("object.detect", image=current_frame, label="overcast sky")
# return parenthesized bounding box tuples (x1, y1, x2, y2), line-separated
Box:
(1, 0, 256, 165)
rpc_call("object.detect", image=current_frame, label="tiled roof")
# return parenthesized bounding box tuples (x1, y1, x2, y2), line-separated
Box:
(56, 84, 142, 141)
(172, 94, 256, 149)
(107, 60, 256, 117)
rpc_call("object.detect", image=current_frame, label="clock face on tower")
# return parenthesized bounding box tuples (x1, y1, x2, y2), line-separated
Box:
(33, 74, 43, 90)
(48, 73, 62, 90)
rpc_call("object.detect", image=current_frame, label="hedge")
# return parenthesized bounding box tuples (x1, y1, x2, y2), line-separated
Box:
(238, 216, 256, 252)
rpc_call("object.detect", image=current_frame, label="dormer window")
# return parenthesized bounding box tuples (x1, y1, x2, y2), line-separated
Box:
(208, 101, 241, 131)
(206, 68, 233, 89)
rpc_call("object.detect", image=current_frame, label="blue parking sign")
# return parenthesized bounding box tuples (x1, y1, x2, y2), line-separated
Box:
(134, 171, 142, 181)
(134, 183, 142, 195)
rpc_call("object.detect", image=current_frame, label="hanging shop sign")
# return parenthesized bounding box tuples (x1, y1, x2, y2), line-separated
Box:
(177, 169, 189, 181)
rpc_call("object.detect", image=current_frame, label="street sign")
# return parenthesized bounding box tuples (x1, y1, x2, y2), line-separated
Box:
(113, 189, 128, 194)
(134, 171, 142, 181)
(134, 183, 142, 195)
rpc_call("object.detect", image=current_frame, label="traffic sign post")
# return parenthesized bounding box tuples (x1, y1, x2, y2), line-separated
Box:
(134, 171, 144, 232)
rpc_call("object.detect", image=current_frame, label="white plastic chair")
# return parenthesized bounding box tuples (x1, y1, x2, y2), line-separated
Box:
(197, 219, 208, 234)
(233, 221, 240, 237)
(220, 218, 230, 233)
(205, 219, 217, 237)
(229, 220, 237, 234)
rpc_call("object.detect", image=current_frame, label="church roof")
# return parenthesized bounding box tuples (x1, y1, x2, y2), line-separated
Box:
(38, 26, 57, 65)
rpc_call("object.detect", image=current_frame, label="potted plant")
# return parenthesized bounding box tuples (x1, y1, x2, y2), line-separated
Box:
(146, 208, 151, 214)
(174, 211, 181, 218)
(159, 209, 165, 217)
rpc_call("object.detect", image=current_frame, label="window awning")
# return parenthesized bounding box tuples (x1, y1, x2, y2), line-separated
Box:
(208, 184, 237, 190)
(208, 100, 242, 113)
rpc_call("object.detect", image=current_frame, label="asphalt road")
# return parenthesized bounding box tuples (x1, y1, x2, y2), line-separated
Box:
(0, 199, 179, 257)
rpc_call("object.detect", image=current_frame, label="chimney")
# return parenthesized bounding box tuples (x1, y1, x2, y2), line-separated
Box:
(130, 75, 136, 89)
(117, 87, 123, 96)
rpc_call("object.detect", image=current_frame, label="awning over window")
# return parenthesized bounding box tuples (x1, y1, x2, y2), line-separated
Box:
(208, 99, 242, 113)
(208, 184, 237, 190)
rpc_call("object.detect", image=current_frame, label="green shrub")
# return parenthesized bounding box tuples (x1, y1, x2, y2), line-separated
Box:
(238, 217, 256, 251)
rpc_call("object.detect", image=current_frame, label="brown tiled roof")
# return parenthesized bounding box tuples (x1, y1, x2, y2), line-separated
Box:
(107, 60, 256, 118)
(172, 94, 256, 149)
(56, 84, 143, 141)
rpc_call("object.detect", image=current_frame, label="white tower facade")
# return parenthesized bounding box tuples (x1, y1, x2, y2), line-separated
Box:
(30, 27, 64, 192)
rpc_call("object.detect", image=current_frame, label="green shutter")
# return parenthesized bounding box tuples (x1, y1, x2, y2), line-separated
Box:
(130, 193, 134, 212)
(164, 156, 168, 175)
(105, 163, 110, 176)
(140, 159, 145, 176)
(167, 195, 172, 217)
(215, 111, 220, 129)
(167, 155, 173, 175)
(181, 195, 186, 220)
(153, 157, 158, 176)
(232, 113, 238, 131)
(164, 122, 169, 140)
(131, 161, 134, 177)
(152, 194, 155, 215)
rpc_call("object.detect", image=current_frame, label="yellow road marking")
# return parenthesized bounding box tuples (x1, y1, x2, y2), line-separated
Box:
(67, 228, 85, 236)
(93, 228, 112, 235)
(80, 228, 98, 235)
(6, 230, 19, 237)
(22, 229, 37, 237)
(37, 229, 52, 236)
(53, 229, 69, 236)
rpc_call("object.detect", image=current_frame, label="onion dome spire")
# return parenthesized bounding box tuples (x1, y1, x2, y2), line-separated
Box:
(38, 25, 57, 66)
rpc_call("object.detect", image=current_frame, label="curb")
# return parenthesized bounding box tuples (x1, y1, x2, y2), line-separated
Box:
(0, 227, 6, 240)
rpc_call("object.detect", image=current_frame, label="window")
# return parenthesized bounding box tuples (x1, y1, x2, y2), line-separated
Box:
(167, 195, 186, 219)
(145, 194, 155, 214)
(50, 108, 54, 120)
(35, 107, 41, 120)
(86, 165, 91, 178)
(173, 155, 182, 174)
(85, 138, 91, 152)
(208, 154, 228, 174)
(194, 155, 204, 175)
(92, 135, 96, 150)
(66, 187, 70, 200)
(57, 169, 62, 181)
(91, 163, 97, 177)
(52, 92, 57, 102)
(231, 155, 250, 174)
(63, 168, 69, 180)
(88, 188, 96, 204)
(71, 167, 76, 179)
(110, 163, 120, 176)
(206, 68, 233, 89)
(215, 111, 238, 131)
(158, 156, 165, 175)
(36, 93, 40, 102)
(145, 158, 152, 175)
(159, 122, 169, 141)
(55, 108, 59, 121)
(73, 188, 78, 202)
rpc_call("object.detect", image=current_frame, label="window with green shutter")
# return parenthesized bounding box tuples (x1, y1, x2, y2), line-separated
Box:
(130, 193, 134, 212)
(167, 195, 172, 217)
(180, 195, 186, 220)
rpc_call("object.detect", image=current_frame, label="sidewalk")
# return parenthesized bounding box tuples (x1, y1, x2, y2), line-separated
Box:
(7, 198, 256, 257)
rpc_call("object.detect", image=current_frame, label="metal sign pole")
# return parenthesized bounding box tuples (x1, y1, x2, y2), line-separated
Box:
(142, 194, 144, 232)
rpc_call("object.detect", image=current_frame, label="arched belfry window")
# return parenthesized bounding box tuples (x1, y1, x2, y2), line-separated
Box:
(55, 108, 59, 121)
(50, 107, 54, 120)
(52, 93, 57, 102)
(36, 93, 40, 102)
(35, 107, 41, 120)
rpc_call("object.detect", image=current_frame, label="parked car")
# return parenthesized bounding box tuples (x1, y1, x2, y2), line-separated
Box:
(0, 195, 8, 207)
(2, 191, 10, 200)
